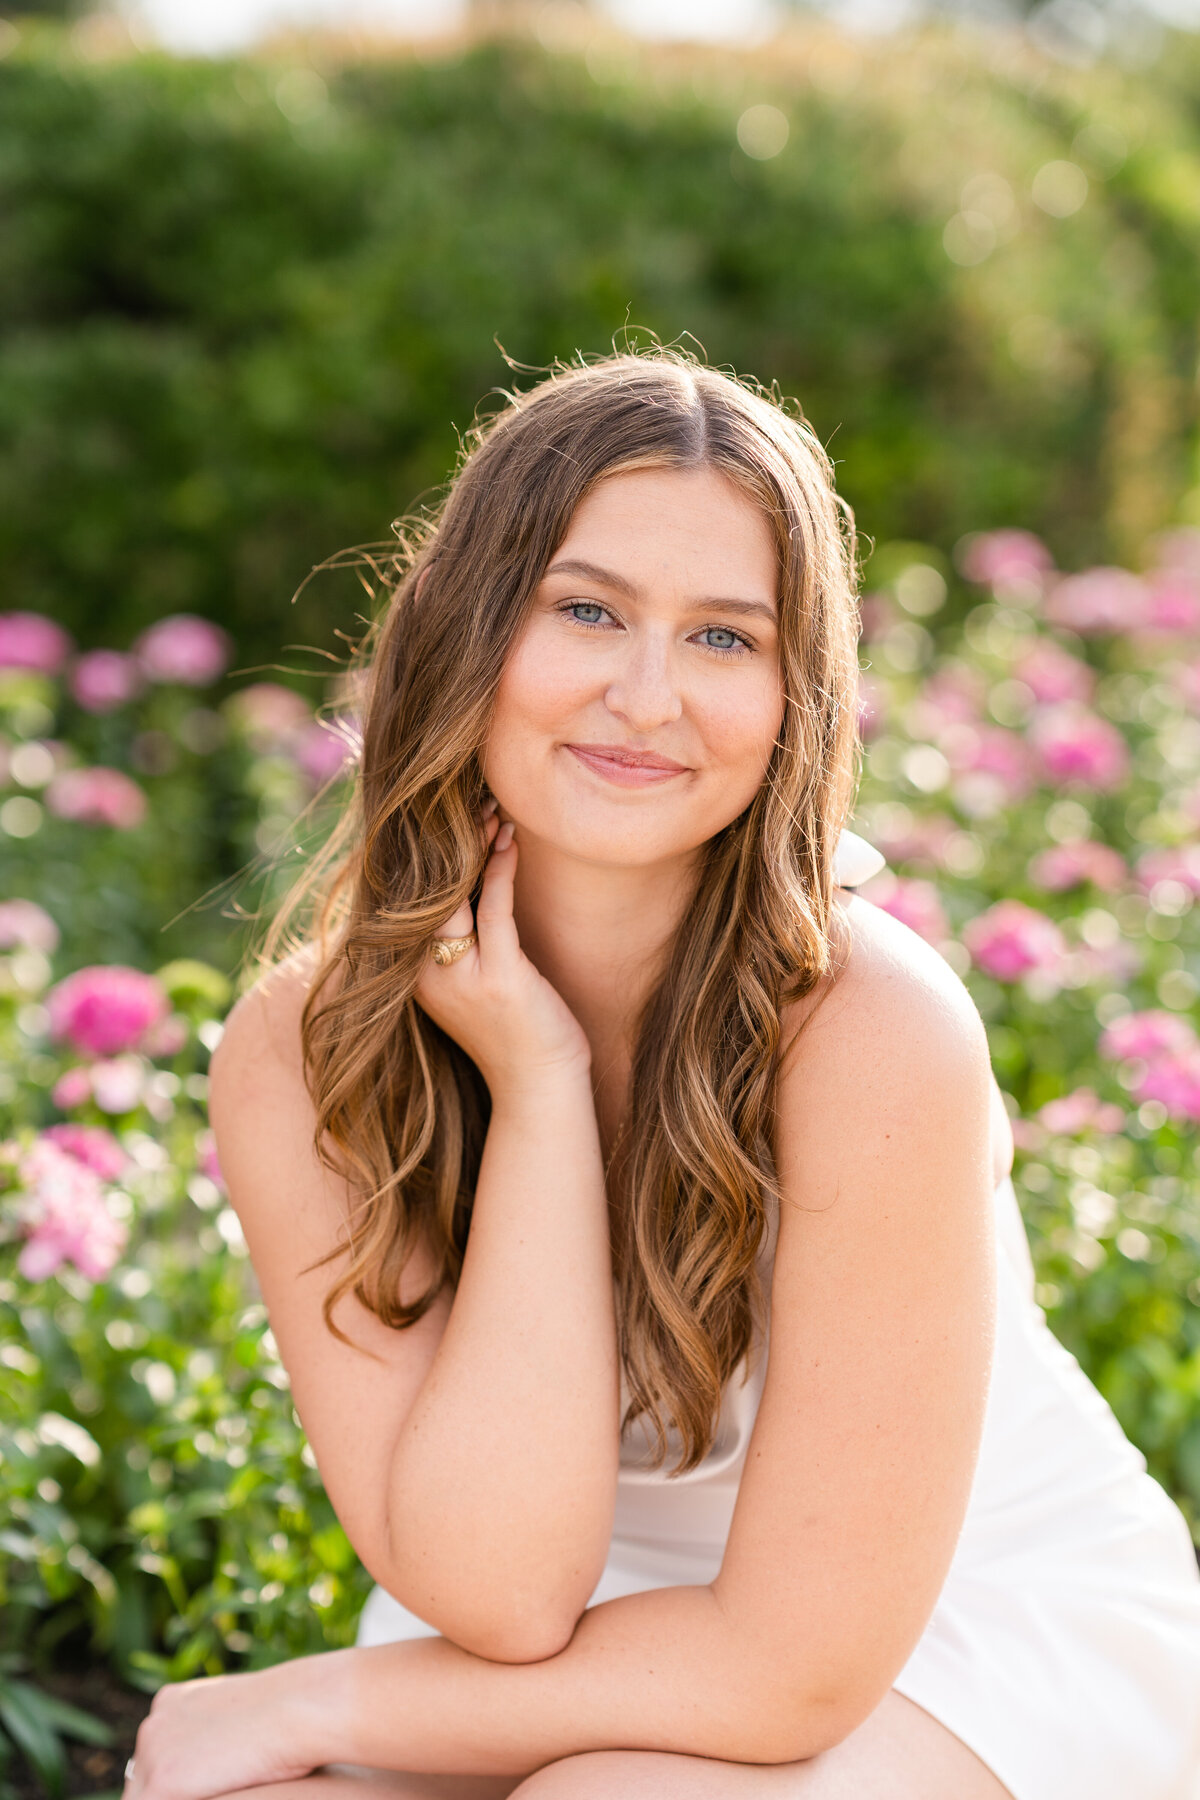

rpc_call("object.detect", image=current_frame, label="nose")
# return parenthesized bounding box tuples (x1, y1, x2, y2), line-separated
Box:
(603, 634, 683, 733)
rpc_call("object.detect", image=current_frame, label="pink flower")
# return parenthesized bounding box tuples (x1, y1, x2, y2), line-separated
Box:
(51, 1067, 93, 1111)
(47, 966, 168, 1057)
(867, 811, 957, 870)
(89, 1055, 147, 1115)
(958, 530, 1054, 590)
(1143, 576, 1200, 637)
(0, 612, 72, 674)
(1133, 1050, 1200, 1124)
(943, 724, 1035, 813)
(12, 1139, 127, 1283)
(1099, 1010, 1196, 1064)
(1014, 639, 1095, 705)
(294, 719, 356, 788)
(1038, 1088, 1125, 1136)
(69, 650, 143, 714)
(1028, 705, 1130, 792)
(1148, 527, 1200, 579)
(41, 1124, 129, 1182)
(962, 900, 1066, 982)
(141, 1014, 188, 1059)
(134, 614, 231, 687)
(198, 1134, 226, 1191)
(1135, 843, 1200, 897)
(1044, 568, 1147, 635)
(225, 682, 311, 749)
(0, 899, 60, 953)
(1175, 660, 1200, 714)
(1028, 841, 1127, 893)
(907, 665, 986, 737)
(46, 767, 147, 830)
(868, 875, 949, 944)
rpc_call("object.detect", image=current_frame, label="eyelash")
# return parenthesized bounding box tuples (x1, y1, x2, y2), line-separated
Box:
(555, 600, 755, 659)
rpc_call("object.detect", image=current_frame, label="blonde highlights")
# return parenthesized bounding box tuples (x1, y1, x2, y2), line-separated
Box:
(272, 351, 861, 1471)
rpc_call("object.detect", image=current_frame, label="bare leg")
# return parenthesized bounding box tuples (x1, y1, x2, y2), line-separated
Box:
(205, 1691, 1011, 1800)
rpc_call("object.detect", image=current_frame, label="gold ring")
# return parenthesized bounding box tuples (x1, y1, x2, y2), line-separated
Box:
(430, 932, 477, 966)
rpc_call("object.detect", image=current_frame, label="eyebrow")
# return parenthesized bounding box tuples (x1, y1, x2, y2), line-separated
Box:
(544, 558, 778, 626)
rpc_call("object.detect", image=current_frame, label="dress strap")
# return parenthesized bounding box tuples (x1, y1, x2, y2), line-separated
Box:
(834, 827, 886, 889)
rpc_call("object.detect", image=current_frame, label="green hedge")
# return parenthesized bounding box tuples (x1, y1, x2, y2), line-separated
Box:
(1, 25, 1200, 663)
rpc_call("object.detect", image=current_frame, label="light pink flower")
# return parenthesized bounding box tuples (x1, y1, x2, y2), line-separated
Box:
(294, 719, 356, 788)
(1099, 1010, 1197, 1064)
(907, 664, 986, 737)
(868, 875, 949, 944)
(867, 811, 957, 870)
(1028, 840, 1127, 893)
(12, 1139, 126, 1283)
(1028, 705, 1130, 791)
(1175, 659, 1200, 714)
(1132, 1050, 1200, 1124)
(1044, 568, 1147, 635)
(198, 1134, 226, 1191)
(1148, 527, 1200, 579)
(1014, 639, 1095, 705)
(0, 899, 60, 953)
(225, 682, 311, 749)
(962, 900, 1066, 982)
(41, 1124, 129, 1182)
(47, 965, 168, 1057)
(51, 1067, 93, 1111)
(89, 1055, 147, 1115)
(1135, 843, 1200, 897)
(0, 612, 72, 674)
(1038, 1088, 1125, 1136)
(46, 767, 147, 830)
(958, 530, 1054, 590)
(943, 724, 1035, 812)
(141, 1014, 188, 1059)
(69, 650, 143, 714)
(134, 614, 231, 687)
(1143, 576, 1200, 637)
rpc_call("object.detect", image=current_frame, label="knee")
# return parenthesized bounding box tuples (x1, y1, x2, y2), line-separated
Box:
(512, 1751, 659, 1798)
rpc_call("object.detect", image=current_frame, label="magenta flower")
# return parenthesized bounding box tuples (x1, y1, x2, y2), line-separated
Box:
(1044, 568, 1147, 635)
(1099, 1010, 1196, 1064)
(1029, 705, 1130, 792)
(225, 681, 311, 749)
(1136, 843, 1200, 898)
(11, 1138, 127, 1283)
(1014, 639, 1095, 705)
(962, 900, 1066, 982)
(959, 530, 1054, 591)
(0, 899, 60, 953)
(47, 966, 168, 1058)
(41, 1124, 129, 1182)
(1038, 1088, 1125, 1136)
(1028, 841, 1127, 894)
(134, 614, 231, 687)
(871, 875, 949, 944)
(46, 767, 147, 830)
(69, 649, 143, 714)
(0, 611, 72, 674)
(1133, 1051, 1200, 1124)
(294, 719, 356, 788)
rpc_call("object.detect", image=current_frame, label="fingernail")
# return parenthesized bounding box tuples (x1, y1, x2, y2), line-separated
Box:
(496, 821, 514, 850)
(482, 795, 498, 817)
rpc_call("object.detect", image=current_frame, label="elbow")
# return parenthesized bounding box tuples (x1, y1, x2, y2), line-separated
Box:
(454, 1608, 580, 1665)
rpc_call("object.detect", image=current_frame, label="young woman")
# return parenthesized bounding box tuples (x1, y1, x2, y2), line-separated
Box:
(124, 354, 1200, 1800)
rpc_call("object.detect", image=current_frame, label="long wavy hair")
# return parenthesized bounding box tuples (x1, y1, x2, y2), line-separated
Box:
(269, 350, 862, 1472)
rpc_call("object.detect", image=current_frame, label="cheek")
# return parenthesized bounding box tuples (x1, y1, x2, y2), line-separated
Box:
(696, 666, 785, 787)
(481, 624, 593, 793)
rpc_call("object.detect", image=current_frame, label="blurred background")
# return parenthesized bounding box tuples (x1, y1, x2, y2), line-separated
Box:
(2, 3, 1200, 1793)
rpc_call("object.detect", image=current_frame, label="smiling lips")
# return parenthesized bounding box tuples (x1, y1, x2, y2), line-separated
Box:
(564, 743, 691, 787)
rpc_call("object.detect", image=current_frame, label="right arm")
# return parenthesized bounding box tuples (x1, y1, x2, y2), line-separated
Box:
(209, 825, 620, 1664)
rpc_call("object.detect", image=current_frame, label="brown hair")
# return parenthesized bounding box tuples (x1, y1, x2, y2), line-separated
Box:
(271, 350, 861, 1471)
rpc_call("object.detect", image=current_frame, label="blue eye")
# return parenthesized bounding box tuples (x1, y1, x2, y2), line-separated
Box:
(699, 626, 748, 654)
(565, 601, 607, 626)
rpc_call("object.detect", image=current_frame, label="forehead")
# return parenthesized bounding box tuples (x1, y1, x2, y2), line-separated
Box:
(555, 466, 779, 601)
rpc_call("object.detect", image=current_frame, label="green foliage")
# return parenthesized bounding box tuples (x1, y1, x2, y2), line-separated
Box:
(2, 28, 1200, 665)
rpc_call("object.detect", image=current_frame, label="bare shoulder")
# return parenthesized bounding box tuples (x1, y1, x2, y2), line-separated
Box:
(209, 945, 322, 1106)
(784, 893, 988, 1083)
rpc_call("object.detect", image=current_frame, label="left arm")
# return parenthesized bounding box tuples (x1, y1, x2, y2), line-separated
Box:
(130, 901, 998, 1790)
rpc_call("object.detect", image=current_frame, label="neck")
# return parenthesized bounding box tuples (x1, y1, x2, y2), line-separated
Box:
(511, 833, 701, 1086)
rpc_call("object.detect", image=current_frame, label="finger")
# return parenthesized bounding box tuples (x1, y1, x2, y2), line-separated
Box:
(474, 822, 520, 972)
(431, 898, 475, 943)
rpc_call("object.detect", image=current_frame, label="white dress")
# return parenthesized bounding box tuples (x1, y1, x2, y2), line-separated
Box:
(356, 832, 1200, 1800)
